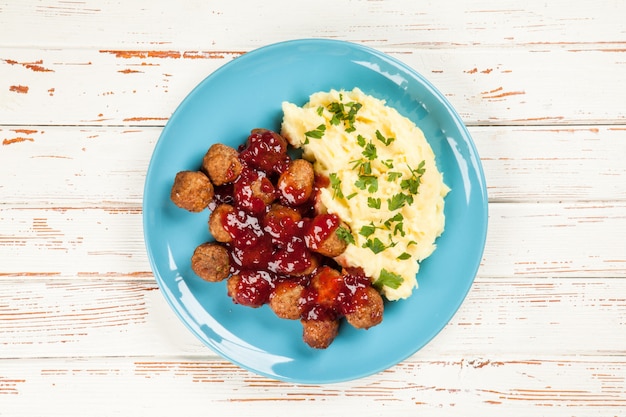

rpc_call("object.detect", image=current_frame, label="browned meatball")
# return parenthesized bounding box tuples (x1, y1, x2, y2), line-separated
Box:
(301, 318, 340, 349)
(208, 203, 234, 243)
(226, 271, 272, 308)
(170, 171, 214, 212)
(263, 204, 301, 239)
(315, 220, 349, 258)
(269, 281, 304, 320)
(345, 286, 384, 330)
(202, 143, 242, 186)
(250, 176, 276, 206)
(277, 159, 315, 206)
(306, 214, 349, 258)
(191, 242, 230, 282)
(307, 266, 344, 309)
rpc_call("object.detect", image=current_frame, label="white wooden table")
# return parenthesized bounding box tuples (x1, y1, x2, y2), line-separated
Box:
(1, 1, 625, 415)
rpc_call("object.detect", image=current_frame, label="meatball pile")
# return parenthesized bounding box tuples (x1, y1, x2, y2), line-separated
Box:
(170, 128, 384, 349)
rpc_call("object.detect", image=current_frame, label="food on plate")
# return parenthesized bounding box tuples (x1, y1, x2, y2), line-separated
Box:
(170, 88, 448, 348)
(301, 317, 339, 350)
(208, 203, 235, 243)
(281, 88, 449, 301)
(202, 143, 243, 186)
(277, 159, 315, 206)
(190, 242, 230, 282)
(170, 170, 214, 212)
(269, 280, 305, 320)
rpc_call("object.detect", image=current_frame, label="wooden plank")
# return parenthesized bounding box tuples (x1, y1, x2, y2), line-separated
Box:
(2, 125, 626, 206)
(1, 203, 624, 278)
(1, 277, 625, 359)
(1, 47, 625, 126)
(478, 126, 626, 202)
(1, 0, 624, 49)
(0, 356, 624, 416)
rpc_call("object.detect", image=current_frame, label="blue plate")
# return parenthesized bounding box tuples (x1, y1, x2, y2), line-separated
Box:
(143, 39, 488, 384)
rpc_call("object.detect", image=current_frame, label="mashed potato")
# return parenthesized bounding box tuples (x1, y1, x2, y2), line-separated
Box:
(281, 88, 449, 301)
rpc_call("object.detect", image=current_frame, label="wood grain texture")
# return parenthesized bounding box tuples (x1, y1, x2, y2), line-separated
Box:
(2, 47, 625, 126)
(1, 0, 625, 415)
(1, 277, 625, 359)
(0, 356, 624, 416)
(1, 0, 624, 49)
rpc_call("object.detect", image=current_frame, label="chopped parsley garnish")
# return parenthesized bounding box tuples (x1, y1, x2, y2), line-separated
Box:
(387, 171, 403, 181)
(375, 130, 395, 146)
(336, 226, 355, 245)
(384, 213, 405, 237)
(329, 172, 344, 199)
(362, 237, 386, 254)
(374, 269, 404, 289)
(367, 197, 381, 209)
(304, 124, 326, 141)
(397, 252, 412, 260)
(382, 159, 394, 169)
(359, 223, 377, 238)
(354, 175, 378, 193)
(327, 100, 362, 132)
(387, 192, 413, 211)
(362, 142, 377, 160)
(400, 161, 426, 195)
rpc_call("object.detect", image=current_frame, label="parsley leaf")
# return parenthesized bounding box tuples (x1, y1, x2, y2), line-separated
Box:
(336, 226, 355, 245)
(382, 159, 394, 169)
(387, 171, 403, 181)
(387, 193, 410, 211)
(327, 100, 362, 132)
(401, 161, 426, 194)
(304, 124, 326, 140)
(397, 252, 412, 260)
(375, 130, 395, 146)
(362, 142, 377, 160)
(367, 197, 381, 209)
(359, 224, 376, 238)
(363, 237, 386, 254)
(374, 269, 404, 289)
(354, 175, 378, 193)
(329, 172, 344, 199)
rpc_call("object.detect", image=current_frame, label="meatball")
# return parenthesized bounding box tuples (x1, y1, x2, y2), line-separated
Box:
(315, 219, 349, 258)
(226, 271, 273, 308)
(305, 214, 349, 258)
(250, 176, 276, 206)
(269, 281, 304, 320)
(191, 242, 230, 282)
(309, 266, 344, 309)
(277, 159, 315, 206)
(233, 170, 276, 214)
(344, 286, 384, 330)
(240, 129, 290, 175)
(301, 318, 340, 349)
(263, 204, 302, 242)
(208, 203, 234, 243)
(202, 143, 242, 186)
(170, 171, 214, 212)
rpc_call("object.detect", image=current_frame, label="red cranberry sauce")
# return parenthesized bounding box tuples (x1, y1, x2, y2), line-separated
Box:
(212, 130, 375, 320)
(239, 129, 291, 175)
(304, 213, 341, 251)
(299, 266, 371, 321)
